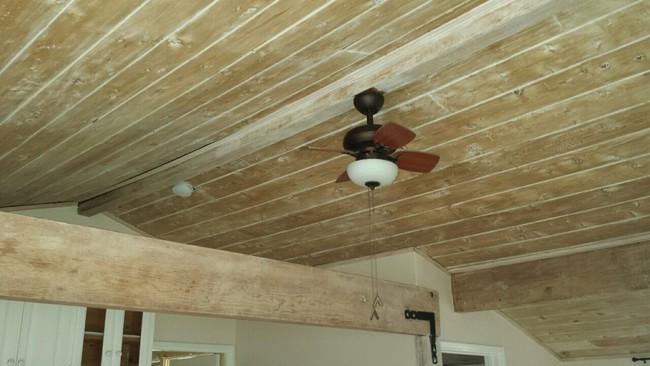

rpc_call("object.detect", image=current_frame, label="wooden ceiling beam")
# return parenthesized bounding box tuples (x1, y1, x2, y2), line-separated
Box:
(77, 0, 569, 216)
(0, 211, 437, 336)
(451, 241, 650, 312)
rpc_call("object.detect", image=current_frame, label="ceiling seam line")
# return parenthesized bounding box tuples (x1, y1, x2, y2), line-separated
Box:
(108, 33, 650, 219)
(425, 194, 650, 259)
(0, 0, 76, 81)
(297, 179, 650, 258)
(444, 228, 650, 272)
(197, 136, 650, 251)
(72, 0, 574, 213)
(67, 0, 644, 206)
(22, 1, 408, 201)
(226, 144, 650, 254)
(0, 0, 154, 132)
(414, 35, 650, 143)
(187, 116, 650, 248)
(263, 182, 650, 260)
(411, 0, 645, 99)
(287, 214, 650, 264)
(416, 184, 650, 254)
(0, 0, 278, 185)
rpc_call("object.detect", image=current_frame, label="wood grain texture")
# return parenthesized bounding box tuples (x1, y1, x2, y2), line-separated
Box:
(0, 211, 438, 336)
(75, 0, 565, 216)
(502, 291, 650, 358)
(0, 0, 648, 360)
(451, 242, 650, 312)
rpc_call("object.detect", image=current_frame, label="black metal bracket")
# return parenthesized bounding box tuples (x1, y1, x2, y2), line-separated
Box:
(633, 357, 650, 363)
(405, 309, 438, 364)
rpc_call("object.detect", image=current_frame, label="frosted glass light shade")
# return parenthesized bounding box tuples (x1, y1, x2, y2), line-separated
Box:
(346, 159, 398, 188)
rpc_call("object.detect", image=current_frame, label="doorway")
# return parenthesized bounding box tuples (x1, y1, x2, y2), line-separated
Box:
(152, 342, 234, 366)
(440, 341, 505, 366)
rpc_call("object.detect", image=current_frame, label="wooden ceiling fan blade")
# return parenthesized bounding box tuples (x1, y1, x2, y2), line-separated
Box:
(335, 170, 350, 183)
(373, 122, 416, 150)
(395, 151, 440, 173)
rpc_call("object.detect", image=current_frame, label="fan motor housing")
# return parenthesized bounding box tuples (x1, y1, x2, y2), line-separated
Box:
(343, 124, 381, 152)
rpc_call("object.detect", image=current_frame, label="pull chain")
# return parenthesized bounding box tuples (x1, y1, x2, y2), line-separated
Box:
(368, 187, 382, 320)
(368, 187, 376, 295)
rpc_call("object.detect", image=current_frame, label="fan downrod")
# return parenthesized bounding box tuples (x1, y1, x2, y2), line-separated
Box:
(343, 88, 386, 153)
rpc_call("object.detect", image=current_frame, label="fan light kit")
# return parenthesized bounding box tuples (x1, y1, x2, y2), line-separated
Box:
(347, 159, 398, 188)
(306, 87, 440, 189)
(172, 181, 195, 197)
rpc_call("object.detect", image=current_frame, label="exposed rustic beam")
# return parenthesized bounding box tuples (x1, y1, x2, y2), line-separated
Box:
(0, 211, 437, 335)
(451, 242, 650, 312)
(77, 0, 569, 216)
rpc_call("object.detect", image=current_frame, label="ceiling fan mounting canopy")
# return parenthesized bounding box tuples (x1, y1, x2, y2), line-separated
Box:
(353, 87, 385, 117)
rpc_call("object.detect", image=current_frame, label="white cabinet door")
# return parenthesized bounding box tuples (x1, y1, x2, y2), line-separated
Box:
(18, 302, 86, 366)
(138, 312, 155, 366)
(0, 299, 86, 366)
(88, 309, 154, 366)
(101, 309, 126, 366)
(0, 300, 24, 366)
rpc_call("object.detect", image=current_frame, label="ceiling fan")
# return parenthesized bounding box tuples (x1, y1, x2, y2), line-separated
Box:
(305, 88, 440, 189)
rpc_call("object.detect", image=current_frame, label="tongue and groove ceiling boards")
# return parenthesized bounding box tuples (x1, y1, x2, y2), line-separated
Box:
(1, 0, 649, 360)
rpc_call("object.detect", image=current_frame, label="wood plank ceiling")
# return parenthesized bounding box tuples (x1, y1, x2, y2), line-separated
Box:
(0, 0, 648, 360)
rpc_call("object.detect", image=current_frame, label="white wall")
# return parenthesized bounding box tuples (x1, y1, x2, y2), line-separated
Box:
(12, 205, 142, 234)
(561, 359, 635, 366)
(236, 320, 417, 366)
(235, 252, 422, 366)
(235, 251, 562, 366)
(154, 313, 236, 345)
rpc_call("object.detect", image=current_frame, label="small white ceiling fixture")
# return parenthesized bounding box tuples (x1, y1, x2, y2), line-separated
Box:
(172, 181, 195, 197)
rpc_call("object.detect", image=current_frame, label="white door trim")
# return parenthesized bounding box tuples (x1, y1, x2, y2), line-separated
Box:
(440, 341, 506, 366)
(153, 341, 235, 366)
